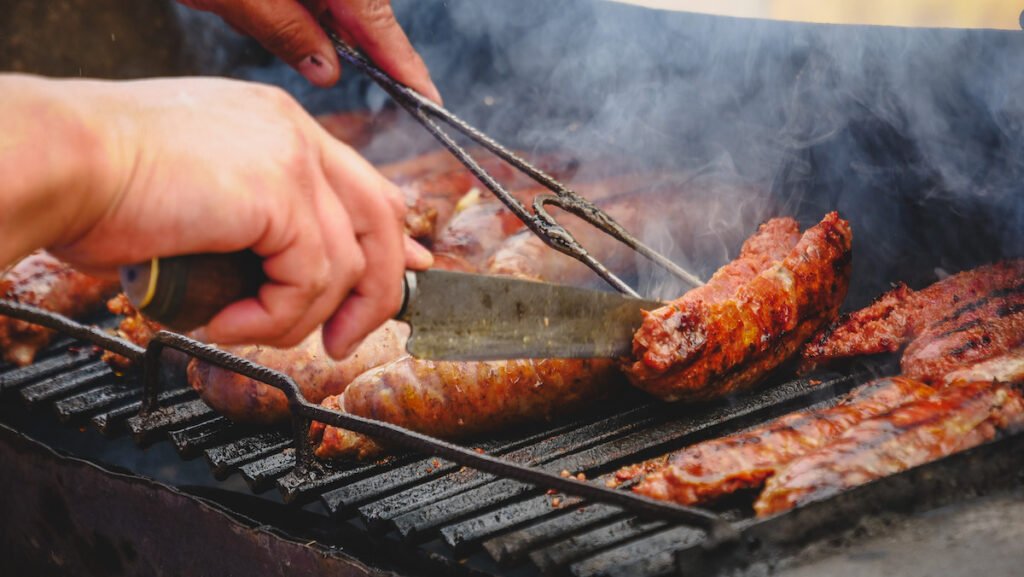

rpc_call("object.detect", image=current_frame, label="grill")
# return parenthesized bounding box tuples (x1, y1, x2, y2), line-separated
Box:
(3, 1, 1024, 576)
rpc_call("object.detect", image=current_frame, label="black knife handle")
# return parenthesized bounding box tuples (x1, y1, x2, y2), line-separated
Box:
(119, 251, 265, 332)
(120, 252, 416, 333)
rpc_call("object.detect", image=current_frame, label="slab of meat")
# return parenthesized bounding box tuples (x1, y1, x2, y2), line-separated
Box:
(942, 348, 1024, 386)
(618, 377, 934, 505)
(800, 259, 1024, 379)
(754, 379, 1024, 516)
(624, 212, 852, 401)
(187, 322, 409, 425)
(0, 252, 119, 366)
(310, 356, 618, 459)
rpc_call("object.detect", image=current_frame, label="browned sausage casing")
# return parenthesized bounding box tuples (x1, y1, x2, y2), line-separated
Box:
(188, 321, 409, 425)
(311, 356, 618, 459)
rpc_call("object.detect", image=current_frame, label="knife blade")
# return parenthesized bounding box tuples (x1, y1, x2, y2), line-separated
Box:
(397, 269, 661, 360)
(120, 253, 661, 360)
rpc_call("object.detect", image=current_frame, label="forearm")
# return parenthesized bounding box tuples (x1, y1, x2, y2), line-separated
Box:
(0, 74, 123, 267)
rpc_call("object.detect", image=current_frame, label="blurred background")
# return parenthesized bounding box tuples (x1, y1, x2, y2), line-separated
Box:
(620, 0, 1024, 29)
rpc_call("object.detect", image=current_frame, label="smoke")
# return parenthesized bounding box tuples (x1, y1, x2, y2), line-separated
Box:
(187, 0, 1024, 306)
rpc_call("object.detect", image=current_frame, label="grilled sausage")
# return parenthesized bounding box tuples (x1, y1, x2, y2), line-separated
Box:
(0, 251, 119, 366)
(310, 356, 618, 459)
(624, 212, 852, 401)
(619, 377, 934, 505)
(799, 259, 1024, 377)
(187, 322, 409, 425)
(754, 379, 1024, 516)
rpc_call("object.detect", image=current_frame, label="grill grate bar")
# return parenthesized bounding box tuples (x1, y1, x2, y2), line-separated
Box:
(530, 517, 668, 574)
(0, 350, 95, 392)
(52, 382, 140, 422)
(239, 450, 296, 492)
(19, 362, 114, 404)
(125, 397, 213, 442)
(91, 386, 194, 435)
(205, 430, 292, 478)
(442, 472, 623, 552)
(480, 503, 624, 564)
(327, 403, 656, 517)
(168, 416, 234, 458)
(276, 457, 409, 505)
(572, 526, 703, 577)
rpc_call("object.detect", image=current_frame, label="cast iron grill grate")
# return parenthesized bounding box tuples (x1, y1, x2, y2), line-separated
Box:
(0, 302, 1021, 577)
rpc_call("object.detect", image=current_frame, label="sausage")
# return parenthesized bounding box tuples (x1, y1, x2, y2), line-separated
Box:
(624, 213, 851, 401)
(310, 356, 619, 459)
(187, 321, 409, 425)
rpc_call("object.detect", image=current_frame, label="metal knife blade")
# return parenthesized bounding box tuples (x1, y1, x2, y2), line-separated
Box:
(396, 270, 662, 361)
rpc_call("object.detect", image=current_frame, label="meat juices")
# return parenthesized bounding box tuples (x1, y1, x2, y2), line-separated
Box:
(620, 377, 935, 505)
(187, 322, 409, 425)
(754, 379, 1024, 516)
(310, 357, 618, 460)
(0, 251, 119, 366)
(800, 259, 1024, 381)
(625, 212, 852, 401)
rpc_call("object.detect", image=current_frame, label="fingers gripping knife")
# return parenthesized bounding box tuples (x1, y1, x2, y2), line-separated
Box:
(119, 31, 703, 359)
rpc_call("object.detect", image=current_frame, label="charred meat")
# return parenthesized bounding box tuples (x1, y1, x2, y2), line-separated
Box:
(0, 251, 119, 366)
(620, 376, 935, 505)
(800, 259, 1024, 381)
(755, 378, 1024, 516)
(624, 212, 852, 401)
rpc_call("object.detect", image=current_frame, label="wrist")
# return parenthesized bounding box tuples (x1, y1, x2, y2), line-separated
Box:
(0, 75, 132, 263)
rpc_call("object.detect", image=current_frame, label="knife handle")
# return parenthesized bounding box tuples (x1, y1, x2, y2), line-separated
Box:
(119, 251, 265, 332)
(121, 252, 417, 333)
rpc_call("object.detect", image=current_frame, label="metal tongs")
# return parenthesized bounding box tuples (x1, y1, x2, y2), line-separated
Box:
(328, 32, 704, 296)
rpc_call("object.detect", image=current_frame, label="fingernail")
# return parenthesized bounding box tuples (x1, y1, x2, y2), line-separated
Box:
(405, 237, 434, 269)
(190, 327, 209, 343)
(423, 81, 443, 106)
(298, 53, 336, 87)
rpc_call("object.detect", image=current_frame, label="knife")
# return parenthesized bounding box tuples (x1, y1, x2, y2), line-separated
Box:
(119, 252, 661, 360)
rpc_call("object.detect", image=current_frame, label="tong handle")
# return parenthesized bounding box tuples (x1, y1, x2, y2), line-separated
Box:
(119, 252, 265, 332)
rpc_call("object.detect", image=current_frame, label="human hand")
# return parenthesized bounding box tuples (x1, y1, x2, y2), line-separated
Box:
(47, 76, 432, 358)
(179, 0, 441, 103)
